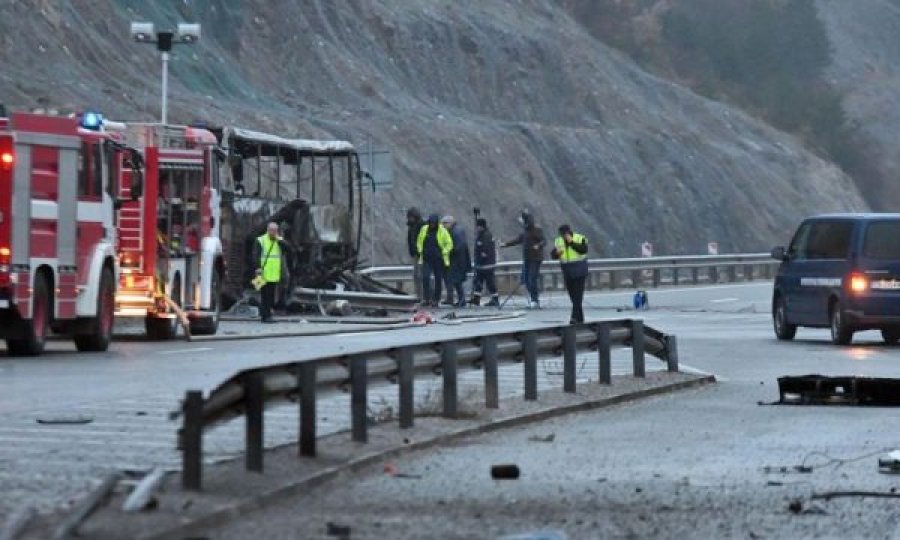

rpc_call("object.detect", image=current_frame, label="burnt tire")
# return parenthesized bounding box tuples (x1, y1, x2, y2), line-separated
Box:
(74, 268, 115, 352)
(830, 301, 854, 346)
(773, 296, 797, 341)
(882, 328, 900, 345)
(189, 270, 221, 336)
(7, 275, 50, 356)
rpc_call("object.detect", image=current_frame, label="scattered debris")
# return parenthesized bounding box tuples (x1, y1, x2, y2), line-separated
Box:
(382, 462, 421, 479)
(36, 415, 93, 425)
(325, 299, 353, 317)
(501, 530, 568, 540)
(326, 521, 352, 538)
(53, 472, 121, 539)
(491, 464, 521, 480)
(878, 450, 900, 474)
(788, 499, 803, 514)
(122, 467, 166, 513)
(528, 433, 556, 443)
(777, 375, 900, 406)
(811, 491, 900, 500)
(410, 310, 434, 325)
(762, 465, 812, 474)
(766, 480, 784, 487)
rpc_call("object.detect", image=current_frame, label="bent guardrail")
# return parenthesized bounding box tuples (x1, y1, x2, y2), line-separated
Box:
(175, 319, 679, 490)
(361, 253, 777, 294)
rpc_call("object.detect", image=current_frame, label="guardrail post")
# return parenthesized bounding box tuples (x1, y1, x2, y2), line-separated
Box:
(562, 326, 577, 392)
(710, 266, 719, 283)
(398, 348, 414, 428)
(745, 264, 754, 281)
(763, 264, 772, 280)
(442, 342, 458, 418)
(181, 390, 203, 491)
(652, 269, 661, 288)
(551, 273, 559, 291)
(596, 323, 612, 385)
(631, 320, 646, 378)
(666, 335, 679, 373)
(482, 336, 499, 408)
(244, 373, 265, 472)
(673, 268, 680, 285)
(350, 356, 368, 443)
(609, 270, 619, 290)
(298, 363, 317, 457)
(692, 267, 699, 285)
(631, 269, 641, 288)
(521, 332, 538, 400)
(728, 265, 737, 282)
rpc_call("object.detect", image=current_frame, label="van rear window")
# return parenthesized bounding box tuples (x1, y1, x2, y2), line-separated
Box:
(863, 221, 900, 259)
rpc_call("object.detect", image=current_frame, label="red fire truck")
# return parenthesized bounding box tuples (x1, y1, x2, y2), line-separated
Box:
(112, 123, 224, 339)
(0, 111, 127, 355)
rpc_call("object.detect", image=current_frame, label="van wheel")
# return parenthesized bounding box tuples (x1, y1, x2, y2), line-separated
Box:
(882, 328, 900, 345)
(830, 301, 854, 345)
(74, 268, 115, 352)
(7, 275, 50, 356)
(189, 270, 221, 336)
(773, 296, 797, 340)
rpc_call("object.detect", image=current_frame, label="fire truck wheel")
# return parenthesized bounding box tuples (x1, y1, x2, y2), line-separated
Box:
(7, 275, 50, 356)
(145, 276, 180, 340)
(74, 268, 115, 352)
(190, 270, 221, 336)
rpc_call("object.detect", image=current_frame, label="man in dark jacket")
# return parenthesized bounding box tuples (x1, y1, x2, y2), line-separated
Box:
(471, 218, 499, 307)
(406, 207, 424, 301)
(501, 211, 545, 309)
(442, 215, 471, 308)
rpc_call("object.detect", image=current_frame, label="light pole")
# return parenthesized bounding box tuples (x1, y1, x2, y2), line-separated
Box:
(130, 22, 201, 124)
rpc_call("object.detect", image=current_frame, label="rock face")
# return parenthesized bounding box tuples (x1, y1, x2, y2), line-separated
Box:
(0, 0, 867, 260)
(817, 0, 900, 211)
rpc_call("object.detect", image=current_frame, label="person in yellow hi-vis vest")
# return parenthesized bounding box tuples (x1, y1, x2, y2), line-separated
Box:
(416, 214, 453, 308)
(551, 224, 589, 324)
(253, 222, 283, 323)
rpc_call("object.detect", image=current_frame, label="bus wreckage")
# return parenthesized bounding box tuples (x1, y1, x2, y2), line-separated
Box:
(214, 127, 414, 316)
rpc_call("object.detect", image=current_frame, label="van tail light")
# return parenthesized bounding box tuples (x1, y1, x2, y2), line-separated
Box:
(849, 273, 868, 293)
(0, 246, 9, 265)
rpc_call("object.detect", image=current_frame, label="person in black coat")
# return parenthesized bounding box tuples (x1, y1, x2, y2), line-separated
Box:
(471, 218, 499, 307)
(442, 215, 471, 307)
(500, 211, 546, 309)
(406, 207, 424, 301)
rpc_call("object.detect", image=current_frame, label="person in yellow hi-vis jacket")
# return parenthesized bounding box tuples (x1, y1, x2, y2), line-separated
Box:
(551, 224, 589, 324)
(253, 222, 283, 323)
(416, 214, 453, 308)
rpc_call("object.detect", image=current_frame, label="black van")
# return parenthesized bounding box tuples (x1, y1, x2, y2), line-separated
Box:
(771, 213, 900, 345)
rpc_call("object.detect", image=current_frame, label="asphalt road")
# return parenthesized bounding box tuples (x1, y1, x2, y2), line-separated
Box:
(194, 282, 900, 539)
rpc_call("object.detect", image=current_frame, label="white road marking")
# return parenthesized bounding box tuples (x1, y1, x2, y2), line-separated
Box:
(710, 297, 739, 304)
(159, 347, 214, 355)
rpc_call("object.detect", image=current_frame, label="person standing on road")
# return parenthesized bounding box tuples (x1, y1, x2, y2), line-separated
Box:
(551, 224, 589, 324)
(471, 218, 499, 307)
(253, 222, 283, 323)
(500, 211, 546, 309)
(441, 215, 472, 308)
(417, 214, 453, 308)
(406, 207, 424, 302)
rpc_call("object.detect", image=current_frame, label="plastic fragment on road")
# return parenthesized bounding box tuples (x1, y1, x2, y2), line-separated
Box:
(491, 464, 520, 480)
(410, 310, 434, 325)
(500, 530, 568, 540)
(36, 415, 93, 425)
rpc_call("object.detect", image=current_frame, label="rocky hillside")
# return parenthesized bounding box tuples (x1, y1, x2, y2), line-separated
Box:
(0, 0, 867, 261)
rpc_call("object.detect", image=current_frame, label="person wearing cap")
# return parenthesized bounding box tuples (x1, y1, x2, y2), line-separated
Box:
(471, 218, 499, 307)
(551, 224, 589, 324)
(441, 215, 471, 308)
(406, 207, 424, 301)
(416, 214, 453, 308)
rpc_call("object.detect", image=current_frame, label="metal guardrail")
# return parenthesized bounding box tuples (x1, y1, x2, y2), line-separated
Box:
(361, 253, 778, 293)
(176, 319, 678, 490)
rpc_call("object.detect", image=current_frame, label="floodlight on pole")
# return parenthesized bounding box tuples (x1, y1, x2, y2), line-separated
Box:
(130, 22, 201, 124)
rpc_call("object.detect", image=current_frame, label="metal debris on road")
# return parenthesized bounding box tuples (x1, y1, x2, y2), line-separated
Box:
(776, 375, 900, 406)
(36, 416, 94, 425)
(491, 464, 521, 480)
(527, 433, 556, 443)
(122, 467, 166, 513)
(325, 521, 351, 538)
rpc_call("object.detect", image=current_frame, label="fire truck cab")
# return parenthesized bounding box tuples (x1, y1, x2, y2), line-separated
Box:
(113, 123, 224, 338)
(0, 110, 125, 355)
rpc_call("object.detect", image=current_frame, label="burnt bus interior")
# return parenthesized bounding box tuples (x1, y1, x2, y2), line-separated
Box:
(213, 127, 364, 308)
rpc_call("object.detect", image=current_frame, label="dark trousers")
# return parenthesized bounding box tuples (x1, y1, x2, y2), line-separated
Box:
(565, 276, 586, 323)
(443, 272, 455, 303)
(422, 260, 444, 305)
(472, 269, 498, 299)
(260, 282, 277, 321)
(521, 260, 542, 302)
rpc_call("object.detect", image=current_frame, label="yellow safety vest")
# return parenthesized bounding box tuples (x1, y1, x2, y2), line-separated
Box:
(555, 233, 587, 263)
(258, 234, 282, 283)
(416, 224, 453, 266)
